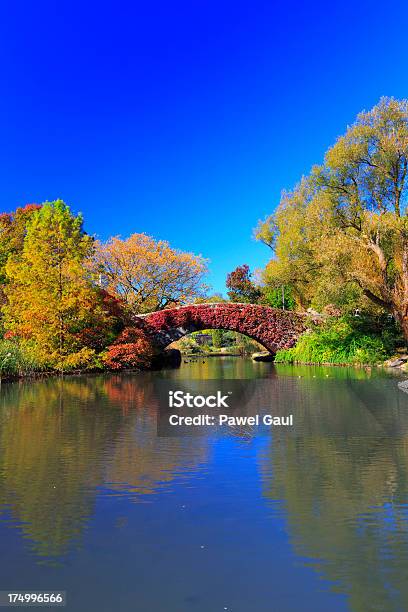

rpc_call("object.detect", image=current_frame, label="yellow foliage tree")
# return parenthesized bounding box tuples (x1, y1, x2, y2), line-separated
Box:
(3, 200, 104, 370)
(94, 233, 208, 313)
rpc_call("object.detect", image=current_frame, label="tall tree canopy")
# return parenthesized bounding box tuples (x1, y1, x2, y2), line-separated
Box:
(3, 201, 110, 369)
(256, 97, 408, 338)
(94, 233, 208, 313)
(0, 204, 41, 288)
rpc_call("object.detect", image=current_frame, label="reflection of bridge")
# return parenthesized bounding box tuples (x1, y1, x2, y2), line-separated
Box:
(135, 303, 307, 354)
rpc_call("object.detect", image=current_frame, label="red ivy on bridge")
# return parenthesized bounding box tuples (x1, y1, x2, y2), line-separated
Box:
(138, 303, 305, 353)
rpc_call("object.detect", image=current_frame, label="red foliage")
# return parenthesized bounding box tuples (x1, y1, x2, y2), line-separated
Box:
(140, 303, 306, 353)
(100, 289, 130, 326)
(104, 327, 156, 370)
(226, 264, 261, 303)
(0, 213, 12, 227)
(16, 204, 42, 215)
(0, 205, 41, 227)
(71, 290, 129, 353)
(75, 327, 109, 351)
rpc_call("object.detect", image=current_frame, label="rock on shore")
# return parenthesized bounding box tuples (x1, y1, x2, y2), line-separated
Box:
(252, 352, 274, 362)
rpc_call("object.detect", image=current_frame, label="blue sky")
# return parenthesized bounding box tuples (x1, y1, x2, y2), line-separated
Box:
(2, 0, 408, 293)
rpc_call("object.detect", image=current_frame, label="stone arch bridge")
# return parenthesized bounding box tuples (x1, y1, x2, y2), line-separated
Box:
(134, 303, 307, 354)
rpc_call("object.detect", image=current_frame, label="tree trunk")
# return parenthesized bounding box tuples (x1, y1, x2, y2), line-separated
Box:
(392, 306, 408, 343)
(396, 240, 408, 343)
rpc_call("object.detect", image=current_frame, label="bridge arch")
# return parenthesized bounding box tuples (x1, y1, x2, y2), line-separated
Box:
(134, 303, 306, 354)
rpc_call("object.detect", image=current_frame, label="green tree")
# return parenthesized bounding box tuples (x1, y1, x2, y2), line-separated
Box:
(262, 285, 296, 310)
(253, 214, 276, 250)
(255, 178, 326, 309)
(256, 97, 408, 337)
(3, 200, 107, 370)
(212, 329, 223, 347)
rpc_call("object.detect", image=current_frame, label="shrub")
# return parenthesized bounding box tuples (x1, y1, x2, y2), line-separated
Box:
(275, 317, 392, 365)
(59, 347, 98, 371)
(0, 340, 42, 377)
(104, 327, 157, 370)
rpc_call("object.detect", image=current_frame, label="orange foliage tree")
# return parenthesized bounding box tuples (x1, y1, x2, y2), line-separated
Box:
(93, 233, 208, 314)
(103, 327, 157, 370)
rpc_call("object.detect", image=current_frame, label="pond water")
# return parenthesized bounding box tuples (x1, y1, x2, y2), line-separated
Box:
(1, 359, 408, 611)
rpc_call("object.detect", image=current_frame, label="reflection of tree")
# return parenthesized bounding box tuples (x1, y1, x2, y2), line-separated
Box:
(102, 375, 208, 495)
(0, 375, 208, 561)
(105, 417, 207, 497)
(259, 377, 408, 612)
(165, 356, 275, 380)
(103, 373, 154, 415)
(0, 378, 123, 559)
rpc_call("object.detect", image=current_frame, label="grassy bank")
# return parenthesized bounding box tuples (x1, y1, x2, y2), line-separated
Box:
(275, 316, 400, 366)
(0, 340, 43, 379)
(0, 340, 105, 382)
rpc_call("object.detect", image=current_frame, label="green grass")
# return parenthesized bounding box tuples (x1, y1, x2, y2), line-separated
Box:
(275, 318, 393, 366)
(0, 340, 42, 378)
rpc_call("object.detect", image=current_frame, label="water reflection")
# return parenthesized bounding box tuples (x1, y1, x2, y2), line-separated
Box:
(0, 375, 208, 559)
(260, 375, 408, 612)
(0, 361, 408, 611)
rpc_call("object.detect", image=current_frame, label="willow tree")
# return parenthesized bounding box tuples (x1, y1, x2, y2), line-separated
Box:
(3, 201, 106, 370)
(255, 178, 326, 309)
(256, 98, 408, 338)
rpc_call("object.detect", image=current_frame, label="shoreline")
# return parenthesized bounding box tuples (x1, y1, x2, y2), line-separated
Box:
(182, 352, 242, 358)
(274, 360, 408, 372)
(0, 367, 144, 385)
(1, 357, 406, 385)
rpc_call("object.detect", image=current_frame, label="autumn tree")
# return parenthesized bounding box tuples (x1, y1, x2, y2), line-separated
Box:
(194, 293, 227, 304)
(226, 264, 261, 303)
(0, 204, 41, 289)
(255, 179, 327, 309)
(256, 97, 408, 338)
(94, 233, 208, 313)
(253, 214, 276, 251)
(3, 200, 111, 370)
